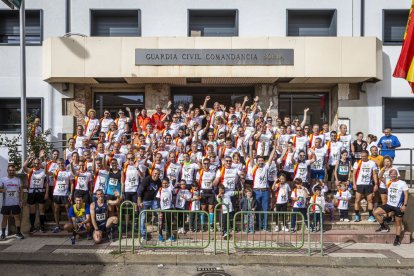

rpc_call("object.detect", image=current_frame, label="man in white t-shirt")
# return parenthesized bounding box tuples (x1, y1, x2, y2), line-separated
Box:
(248, 139, 277, 231)
(374, 169, 408, 246)
(352, 150, 378, 222)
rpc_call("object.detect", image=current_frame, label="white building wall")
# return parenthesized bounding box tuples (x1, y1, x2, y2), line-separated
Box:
(0, 0, 413, 169)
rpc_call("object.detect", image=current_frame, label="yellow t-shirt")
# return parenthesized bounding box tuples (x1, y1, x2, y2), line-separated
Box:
(369, 155, 384, 170)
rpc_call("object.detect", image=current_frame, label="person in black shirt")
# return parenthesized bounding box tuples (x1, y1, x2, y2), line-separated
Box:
(137, 169, 162, 240)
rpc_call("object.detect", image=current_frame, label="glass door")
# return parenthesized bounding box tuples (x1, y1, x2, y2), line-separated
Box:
(279, 93, 329, 125)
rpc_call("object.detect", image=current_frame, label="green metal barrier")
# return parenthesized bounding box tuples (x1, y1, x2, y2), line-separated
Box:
(307, 203, 324, 256)
(213, 203, 230, 255)
(138, 209, 211, 249)
(232, 211, 306, 250)
(118, 200, 136, 254)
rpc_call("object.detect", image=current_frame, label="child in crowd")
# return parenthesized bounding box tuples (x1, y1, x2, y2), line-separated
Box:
(175, 180, 191, 234)
(325, 194, 336, 221)
(312, 179, 329, 196)
(290, 178, 310, 232)
(272, 174, 291, 232)
(216, 185, 239, 239)
(239, 187, 256, 234)
(335, 182, 352, 222)
(188, 182, 201, 232)
(309, 186, 325, 232)
(156, 177, 175, 242)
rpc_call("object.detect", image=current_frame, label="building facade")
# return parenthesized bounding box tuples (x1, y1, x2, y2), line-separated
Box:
(0, 0, 413, 175)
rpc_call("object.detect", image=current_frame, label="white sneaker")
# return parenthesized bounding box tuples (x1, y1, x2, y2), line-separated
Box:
(344, 218, 350, 222)
(340, 218, 344, 222)
(282, 226, 290, 232)
(274, 225, 280, 232)
(178, 228, 183, 234)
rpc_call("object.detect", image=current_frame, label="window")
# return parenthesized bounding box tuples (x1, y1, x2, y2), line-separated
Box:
(279, 93, 329, 126)
(383, 10, 409, 45)
(91, 10, 141, 37)
(0, 10, 42, 45)
(171, 87, 253, 110)
(383, 98, 414, 133)
(188, 10, 238, 37)
(287, 10, 337, 37)
(94, 92, 144, 118)
(0, 98, 42, 132)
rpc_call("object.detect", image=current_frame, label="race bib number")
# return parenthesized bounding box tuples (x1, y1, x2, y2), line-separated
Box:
(7, 191, 17, 198)
(32, 178, 42, 188)
(203, 181, 212, 189)
(96, 213, 106, 221)
(388, 188, 398, 205)
(77, 176, 87, 189)
(109, 178, 118, 186)
(56, 181, 66, 191)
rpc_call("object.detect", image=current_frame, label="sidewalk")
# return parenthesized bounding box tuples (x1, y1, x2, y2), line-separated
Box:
(0, 235, 413, 268)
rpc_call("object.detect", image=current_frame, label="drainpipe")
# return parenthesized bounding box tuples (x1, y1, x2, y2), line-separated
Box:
(361, 0, 365, 36)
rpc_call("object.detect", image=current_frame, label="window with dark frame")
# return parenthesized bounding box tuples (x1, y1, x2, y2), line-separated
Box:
(0, 10, 42, 45)
(90, 10, 141, 37)
(383, 9, 409, 45)
(287, 10, 337, 37)
(383, 98, 414, 133)
(0, 98, 42, 132)
(188, 10, 238, 37)
(279, 93, 329, 126)
(94, 92, 145, 118)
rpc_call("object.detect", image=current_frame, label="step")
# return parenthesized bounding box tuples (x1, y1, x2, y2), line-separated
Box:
(321, 221, 399, 231)
(308, 230, 411, 244)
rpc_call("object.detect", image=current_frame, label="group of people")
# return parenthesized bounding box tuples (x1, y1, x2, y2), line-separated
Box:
(0, 95, 409, 246)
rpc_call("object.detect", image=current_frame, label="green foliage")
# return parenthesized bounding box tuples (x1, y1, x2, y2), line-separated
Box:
(0, 135, 22, 171)
(0, 115, 53, 170)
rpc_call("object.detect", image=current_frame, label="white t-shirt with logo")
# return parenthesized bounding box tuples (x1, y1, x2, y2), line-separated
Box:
(353, 160, 377, 185)
(196, 169, 217, 190)
(0, 177, 21, 206)
(275, 183, 291, 204)
(53, 170, 74, 196)
(387, 180, 408, 208)
(248, 164, 269, 189)
(156, 184, 174, 210)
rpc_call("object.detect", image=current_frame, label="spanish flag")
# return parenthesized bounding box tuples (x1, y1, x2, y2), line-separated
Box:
(393, 1, 414, 92)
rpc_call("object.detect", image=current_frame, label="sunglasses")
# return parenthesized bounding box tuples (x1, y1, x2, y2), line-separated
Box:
(225, 160, 232, 163)
(203, 162, 209, 165)
(127, 158, 134, 160)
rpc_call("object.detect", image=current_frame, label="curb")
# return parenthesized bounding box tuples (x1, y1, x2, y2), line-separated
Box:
(1, 253, 414, 268)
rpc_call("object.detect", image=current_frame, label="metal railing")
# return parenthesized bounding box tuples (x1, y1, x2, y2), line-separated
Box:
(138, 209, 211, 249)
(232, 211, 306, 251)
(213, 203, 230, 255)
(307, 203, 324, 256)
(387, 148, 413, 188)
(118, 200, 136, 254)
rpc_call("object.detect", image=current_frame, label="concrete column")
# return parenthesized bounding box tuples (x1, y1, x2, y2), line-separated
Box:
(145, 84, 171, 115)
(254, 84, 279, 118)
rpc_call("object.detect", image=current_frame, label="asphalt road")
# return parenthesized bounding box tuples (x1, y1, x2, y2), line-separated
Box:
(1, 264, 413, 276)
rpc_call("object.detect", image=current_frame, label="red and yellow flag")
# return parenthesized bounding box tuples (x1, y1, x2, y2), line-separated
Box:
(393, 1, 414, 92)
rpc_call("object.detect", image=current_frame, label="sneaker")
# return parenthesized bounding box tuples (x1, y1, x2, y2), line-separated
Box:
(29, 226, 36, 234)
(71, 235, 76, 245)
(169, 236, 175, 242)
(15, 232, 25, 240)
(181, 227, 186, 234)
(290, 228, 296, 233)
(282, 226, 290, 232)
(140, 236, 147, 243)
(0, 234, 5, 241)
(375, 226, 390, 233)
(344, 218, 350, 222)
(222, 232, 228, 239)
(108, 231, 115, 242)
(158, 234, 164, 242)
(311, 228, 315, 232)
(354, 215, 361, 222)
(274, 225, 280, 232)
(52, 226, 61, 233)
(368, 216, 376, 222)
(86, 233, 92, 240)
(384, 216, 392, 223)
(339, 218, 344, 222)
(40, 226, 47, 233)
(393, 237, 401, 246)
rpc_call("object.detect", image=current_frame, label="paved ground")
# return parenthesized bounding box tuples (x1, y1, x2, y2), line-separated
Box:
(0, 264, 413, 276)
(0, 234, 413, 259)
(1, 234, 414, 274)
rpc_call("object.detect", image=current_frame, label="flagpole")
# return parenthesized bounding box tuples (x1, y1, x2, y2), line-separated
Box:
(20, 0, 27, 164)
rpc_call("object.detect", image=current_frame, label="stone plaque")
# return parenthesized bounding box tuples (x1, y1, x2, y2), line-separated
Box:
(135, 49, 294, 66)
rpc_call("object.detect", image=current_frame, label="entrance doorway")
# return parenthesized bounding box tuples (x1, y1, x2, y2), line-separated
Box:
(94, 92, 145, 118)
(171, 87, 254, 110)
(279, 93, 329, 126)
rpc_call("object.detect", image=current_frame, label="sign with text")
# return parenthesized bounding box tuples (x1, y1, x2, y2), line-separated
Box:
(135, 49, 294, 66)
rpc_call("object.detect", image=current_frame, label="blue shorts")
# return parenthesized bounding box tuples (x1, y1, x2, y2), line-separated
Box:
(311, 170, 325, 180)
